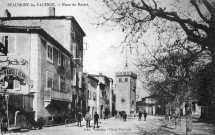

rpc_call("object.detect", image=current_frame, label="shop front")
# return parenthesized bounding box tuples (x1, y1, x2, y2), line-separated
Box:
(0, 67, 35, 129)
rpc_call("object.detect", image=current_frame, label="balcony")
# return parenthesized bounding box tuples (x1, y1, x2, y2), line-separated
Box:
(44, 88, 72, 107)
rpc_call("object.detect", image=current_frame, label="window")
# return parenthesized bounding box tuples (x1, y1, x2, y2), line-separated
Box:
(59, 76, 66, 91)
(58, 51, 61, 66)
(47, 43, 53, 63)
(1, 35, 16, 55)
(7, 80, 20, 90)
(192, 102, 196, 112)
(93, 92, 96, 100)
(125, 78, 128, 82)
(61, 54, 68, 68)
(119, 78, 122, 83)
(46, 71, 53, 88)
(63, 56, 67, 68)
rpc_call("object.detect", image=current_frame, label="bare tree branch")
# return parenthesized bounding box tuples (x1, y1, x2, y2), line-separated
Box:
(190, 0, 210, 24)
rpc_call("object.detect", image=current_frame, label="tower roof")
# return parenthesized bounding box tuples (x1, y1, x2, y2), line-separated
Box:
(115, 71, 137, 79)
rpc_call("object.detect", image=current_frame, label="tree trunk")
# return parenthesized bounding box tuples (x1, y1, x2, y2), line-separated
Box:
(185, 98, 192, 135)
(209, 49, 215, 122)
(207, 28, 215, 122)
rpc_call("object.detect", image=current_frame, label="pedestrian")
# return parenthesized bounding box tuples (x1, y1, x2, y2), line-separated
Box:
(94, 112, 99, 128)
(138, 111, 142, 121)
(103, 111, 106, 119)
(122, 112, 127, 122)
(105, 110, 109, 119)
(114, 111, 117, 119)
(143, 111, 147, 121)
(76, 112, 83, 127)
(85, 112, 91, 128)
(1, 114, 8, 133)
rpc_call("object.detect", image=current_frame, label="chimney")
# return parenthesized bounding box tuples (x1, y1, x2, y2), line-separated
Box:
(4, 9, 11, 18)
(49, 7, 55, 16)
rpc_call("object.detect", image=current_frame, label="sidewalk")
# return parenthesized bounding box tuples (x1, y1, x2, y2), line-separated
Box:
(156, 116, 215, 135)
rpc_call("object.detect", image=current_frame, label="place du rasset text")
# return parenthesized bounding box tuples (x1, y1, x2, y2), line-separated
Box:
(7, 3, 89, 7)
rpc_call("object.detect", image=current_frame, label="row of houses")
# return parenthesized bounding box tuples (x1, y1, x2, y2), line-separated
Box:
(0, 8, 114, 129)
(83, 73, 115, 119)
(136, 96, 201, 118)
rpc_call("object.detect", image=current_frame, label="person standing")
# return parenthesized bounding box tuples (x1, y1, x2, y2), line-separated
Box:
(144, 111, 147, 121)
(94, 112, 99, 128)
(76, 112, 83, 127)
(138, 111, 142, 121)
(1, 114, 8, 133)
(85, 112, 91, 128)
(123, 112, 127, 122)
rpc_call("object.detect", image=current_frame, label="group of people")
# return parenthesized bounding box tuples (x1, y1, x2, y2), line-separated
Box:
(76, 111, 99, 128)
(76, 110, 147, 128)
(138, 111, 147, 121)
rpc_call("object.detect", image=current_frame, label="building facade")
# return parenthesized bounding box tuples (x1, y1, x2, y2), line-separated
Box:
(83, 73, 98, 119)
(91, 73, 113, 118)
(0, 26, 74, 127)
(115, 71, 137, 116)
(136, 97, 158, 115)
(0, 8, 86, 127)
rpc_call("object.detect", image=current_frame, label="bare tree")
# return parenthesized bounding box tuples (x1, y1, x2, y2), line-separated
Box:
(135, 33, 209, 133)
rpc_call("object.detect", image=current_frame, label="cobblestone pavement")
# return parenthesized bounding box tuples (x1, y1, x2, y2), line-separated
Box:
(4, 115, 215, 135)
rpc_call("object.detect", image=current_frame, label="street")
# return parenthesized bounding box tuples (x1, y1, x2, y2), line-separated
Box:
(6, 115, 215, 135)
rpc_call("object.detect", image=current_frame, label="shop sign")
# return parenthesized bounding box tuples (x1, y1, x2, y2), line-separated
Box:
(0, 68, 33, 86)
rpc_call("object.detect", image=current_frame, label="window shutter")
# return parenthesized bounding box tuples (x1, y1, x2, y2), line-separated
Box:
(1, 36, 5, 45)
(8, 36, 15, 54)
(89, 91, 91, 99)
(78, 72, 82, 88)
(58, 76, 61, 90)
(58, 51, 61, 65)
(73, 68, 76, 86)
(73, 44, 76, 58)
(47, 71, 53, 88)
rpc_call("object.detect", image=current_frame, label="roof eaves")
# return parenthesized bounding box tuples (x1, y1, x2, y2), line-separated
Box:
(0, 26, 72, 57)
(0, 16, 86, 37)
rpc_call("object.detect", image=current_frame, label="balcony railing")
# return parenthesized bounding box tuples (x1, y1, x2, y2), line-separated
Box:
(44, 88, 72, 102)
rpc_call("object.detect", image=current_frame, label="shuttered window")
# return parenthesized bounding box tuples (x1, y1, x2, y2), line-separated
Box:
(1, 35, 16, 55)
(58, 51, 61, 66)
(46, 71, 53, 88)
(47, 43, 53, 63)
